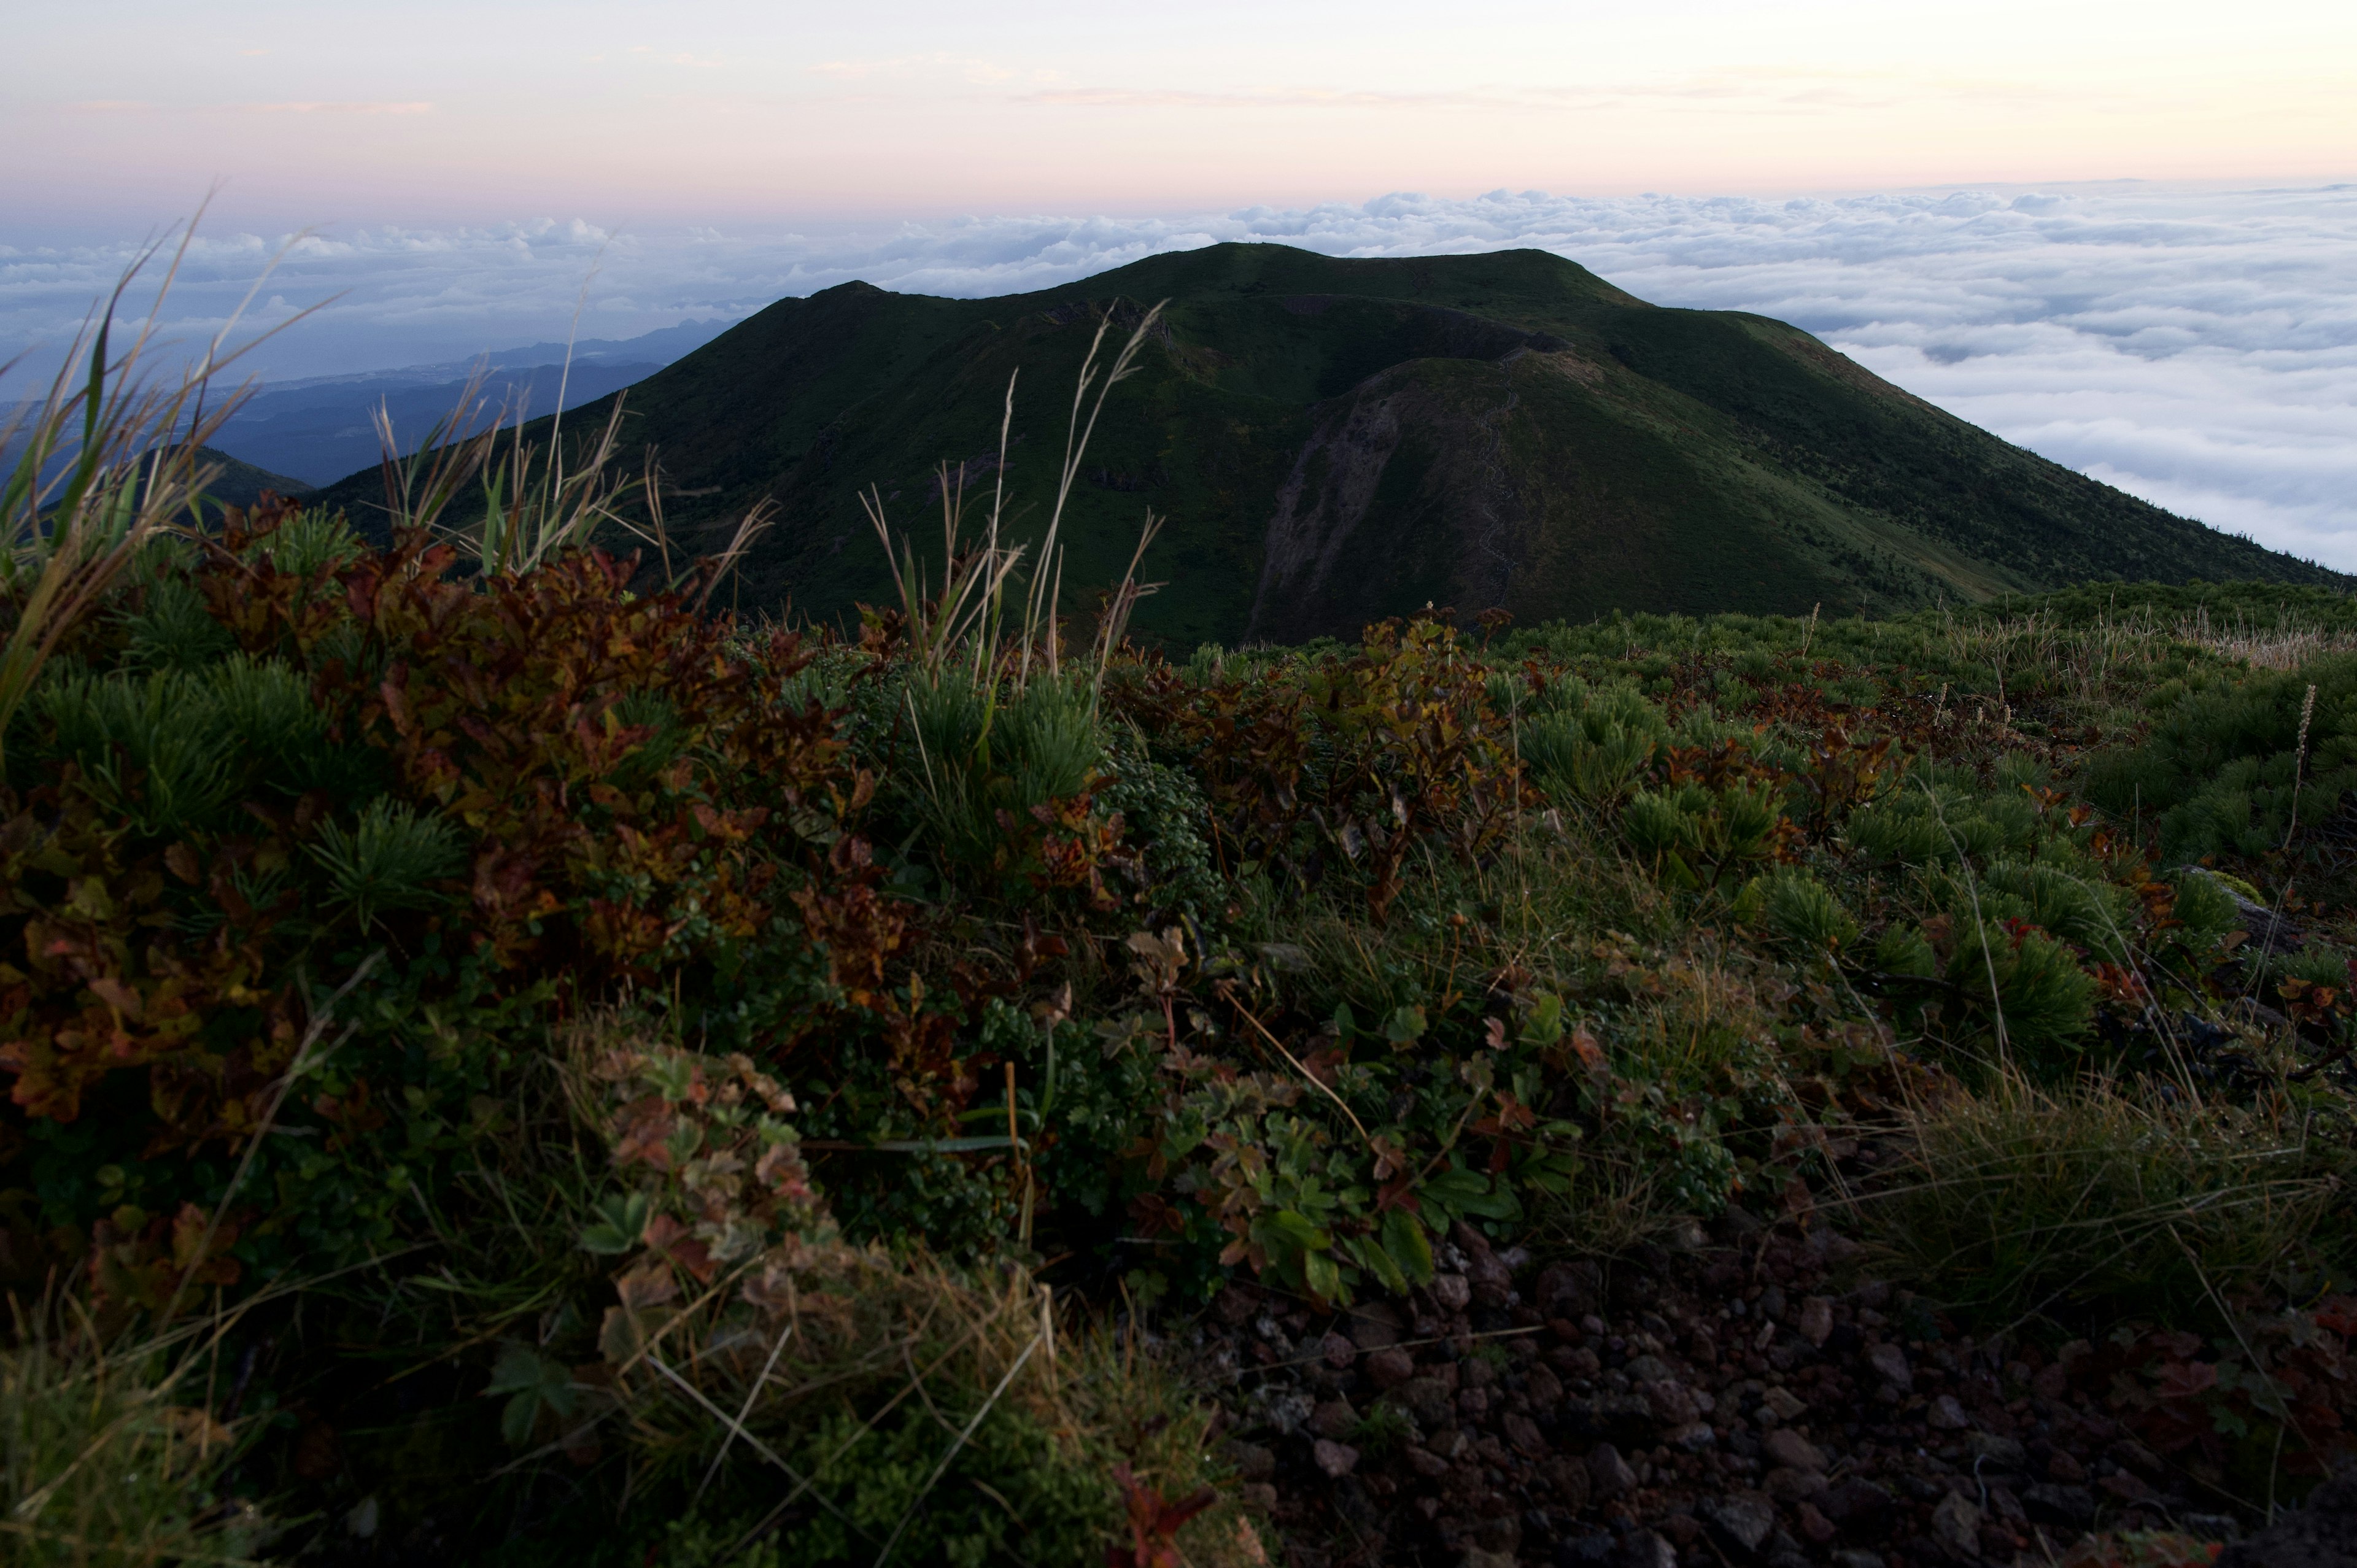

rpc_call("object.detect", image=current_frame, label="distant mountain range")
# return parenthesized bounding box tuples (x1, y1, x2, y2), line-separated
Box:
(190, 319, 734, 486)
(314, 245, 2339, 644)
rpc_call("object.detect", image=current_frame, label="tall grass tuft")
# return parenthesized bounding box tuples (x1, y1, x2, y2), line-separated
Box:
(861, 298, 1167, 698)
(1863, 1073, 2351, 1332)
(0, 221, 304, 773)
(0, 1313, 258, 1566)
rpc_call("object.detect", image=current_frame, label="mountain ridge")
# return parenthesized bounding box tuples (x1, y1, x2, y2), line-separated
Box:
(313, 244, 2339, 644)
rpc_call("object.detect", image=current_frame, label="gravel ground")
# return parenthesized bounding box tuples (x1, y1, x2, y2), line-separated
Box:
(1188, 1216, 2268, 1568)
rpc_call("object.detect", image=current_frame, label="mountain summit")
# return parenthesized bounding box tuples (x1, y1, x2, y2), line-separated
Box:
(323, 244, 2337, 643)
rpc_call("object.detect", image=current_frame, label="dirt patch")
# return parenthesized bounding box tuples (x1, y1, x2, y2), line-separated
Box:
(1188, 1218, 2259, 1567)
(2216, 1467, 2357, 1568)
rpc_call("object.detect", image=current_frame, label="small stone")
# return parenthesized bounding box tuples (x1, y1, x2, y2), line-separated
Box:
(1367, 1346, 1416, 1388)
(1220, 1440, 1275, 1481)
(1542, 1453, 1592, 1511)
(1930, 1493, 1981, 1555)
(1588, 1442, 1638, 1499)
(1457, 1549, 1516, 1568)
(1864, 1342, 1912, 1392)
(1474, 1512, 1523, 1554)
(1666, 1421, 1717, 1452)
(1624, 1353, 1673, 1383)
(2046, 1448, 2086, 1484)
(1966, 1430, 2027, 1471)
(1829, 1553, 1886, 1568)
(1761, 1385, 1808, 1421)
(1398, 1377, 1455, 1428)
(2020, 1483, 2094, 1530)
(1818, 1477, 1897, 1538)
(1466, 1249, 1516, 1308)
(1762, 1427, 1825, 1473)
(1926, 1394, 1970, 1430)
(1701, 1491, 1778, 1553)
(1312, 1437, 1361, 1478)
(1310, 1398, 1359, 1439)
(1406, 1445, 1450, 1477)
(1430, 1273, 1473, 1312)
(1457, 1386, 1490, 1420)
(1533, 1261, 1601, 1319)
(1503, 1413, 1549, 1456)
(1617, 1529, 1679, 1568)
(2098, 1470, 2154, 1503)
(1563, 1390, 1659, 1446)
(1766, 1466, 1830, 1500)
(1321, 1332, 1358, 1370)
(1345, 1300, 1404, 1350)
(1795, 1500, 1837, 1543)
(1647, 1380, 1701, 1426)
(1798, 1297, 1835, 1345)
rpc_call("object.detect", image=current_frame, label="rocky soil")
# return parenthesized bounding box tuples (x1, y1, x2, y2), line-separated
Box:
(1188, 1216, 2269, 1568)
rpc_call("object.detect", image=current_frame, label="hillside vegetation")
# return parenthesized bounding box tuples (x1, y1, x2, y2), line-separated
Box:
(9, 283, 2357, 1568)
(317, 244, 2339, 646)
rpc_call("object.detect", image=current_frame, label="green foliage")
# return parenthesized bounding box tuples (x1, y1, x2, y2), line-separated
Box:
(1517, 679, 1664, 805)
(899, 670, 1110, 879)
(306, 797, 468, 930)
(2083, 652, 2357, 878)
(12, 453, 2357, 1565)
(485, 1344, 578, 1448)
(1736, 867, 1859, 954)
(1620, 778, 1783, 888)
(1, 1335, 261, 1566)
(1871, 1079, 2352, 1332)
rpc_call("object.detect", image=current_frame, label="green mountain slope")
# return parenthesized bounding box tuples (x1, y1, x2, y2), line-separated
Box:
(190, 446, 313, 511)
(317, 244, 2338, 644)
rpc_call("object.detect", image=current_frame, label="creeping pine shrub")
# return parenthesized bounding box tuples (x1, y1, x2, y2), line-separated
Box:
(306, 798, 468, 932)
(2080, 652, 2357, 868)
(16, 655, 351, 835)
(1973, 858, 2136, 964)
(1620, 777, 1784, 888)
(1735, 867, 1859, 954)
(118, 569, 236, 672)
(1516, 678, 1665, 805)
(898, 670, 1109, 876)
(1876, 913, 2097, 1072)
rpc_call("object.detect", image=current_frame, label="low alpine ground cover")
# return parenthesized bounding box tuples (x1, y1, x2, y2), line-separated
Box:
(7, 280, 2357, 1561)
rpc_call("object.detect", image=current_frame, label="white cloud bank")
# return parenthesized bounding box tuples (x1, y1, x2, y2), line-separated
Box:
(5, 182, 2353, 565)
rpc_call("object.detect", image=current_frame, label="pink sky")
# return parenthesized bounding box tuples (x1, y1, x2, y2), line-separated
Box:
(10, 0, 2355, 230)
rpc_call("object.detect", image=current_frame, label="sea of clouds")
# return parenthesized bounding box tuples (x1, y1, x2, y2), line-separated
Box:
(4, 182, 2353, 564)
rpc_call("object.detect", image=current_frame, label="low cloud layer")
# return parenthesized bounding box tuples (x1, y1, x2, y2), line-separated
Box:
(5, 182, 2352, 565)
